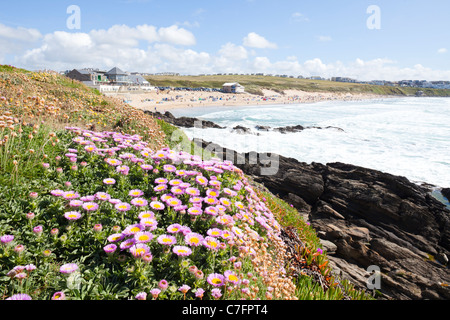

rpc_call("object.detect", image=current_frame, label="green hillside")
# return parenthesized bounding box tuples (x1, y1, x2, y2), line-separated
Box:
(145, 74, 450, 97)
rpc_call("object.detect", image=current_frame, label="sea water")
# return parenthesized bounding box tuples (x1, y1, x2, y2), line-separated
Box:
(171, 97, 450, 189)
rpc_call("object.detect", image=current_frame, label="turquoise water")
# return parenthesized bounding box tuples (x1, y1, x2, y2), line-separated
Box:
(172, 97, 450, 188)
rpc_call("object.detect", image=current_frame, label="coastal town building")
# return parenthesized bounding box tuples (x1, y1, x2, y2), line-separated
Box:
(65, 66, 154, 93)
(65, 68, 108, 85)
(105, 67, 131, 85)
(222, 82, 245, 93)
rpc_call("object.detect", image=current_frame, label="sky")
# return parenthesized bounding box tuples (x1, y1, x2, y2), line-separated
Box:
(1, 0, 450, 80)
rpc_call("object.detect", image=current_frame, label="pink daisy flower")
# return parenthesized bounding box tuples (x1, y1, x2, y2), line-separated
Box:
(150, 201, 165, 211)
(82, 202, 99, 211)
(187, 207, 202, 216)
(207, 273, 224, 287)
(62, 191, 79, 200)
(105, 158, 122, 166)
(134, 231, 153, 243)
(115, 202, 131, 212)
(64, 211, 82, 221)
(69, 200, 83, 207)
(157, 234, 176, 246)
(206, 189, 220, 197)
(103, 244, 117, 255)
(167, 224, 182, 233)
(211, 288, 222, 299)
(128, 189, 144, 197)
(95, 192, 111, 201)
(163, 164, 176, 173)
(103, 178, 116, 185)
(166, 197, 182, 207)
(119, 238, 136, 250)
(195, 175, 208, 186)
(224, 270, 240, 285)
(219, 197, 231, 207)
(184, 233, 204, 247)
(173, 245, 192, 257)
(131, 198, 148, 207)
(140, 218, 158, 230)
(204, 196, 218, 205)
(203, 236, 221, 251)
(138, 211, 155, 219)
(129, 243, 150, 258)
(170, 186, 184, 195)
(140, 164, 153, 171)
(154, 177, 168, 184)
(185, 187, 200, 196)
(107, 233, 124, 243)
(204, 206, 218, 216)
(122, 224, 143, 236)
(50, 189, 65, 197)
(153, 184, 167, 192)
(207, 228, 222, 238)
(59, 263, 78, 274)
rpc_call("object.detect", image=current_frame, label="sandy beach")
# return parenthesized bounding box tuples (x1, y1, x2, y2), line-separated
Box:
(104, 89, 385, 112)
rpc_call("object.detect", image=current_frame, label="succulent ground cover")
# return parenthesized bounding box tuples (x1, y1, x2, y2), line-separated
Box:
(0, 66, 371, 300)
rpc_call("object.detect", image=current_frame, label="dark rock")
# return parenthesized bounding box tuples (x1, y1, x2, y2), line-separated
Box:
(273, 125, 305, 134)
(232, 125, 252, 134)
(442, 188, 450, 201)
(194, 138, 450, 300)
(255, 125, 271, 131)
(144, 111, 225, 129)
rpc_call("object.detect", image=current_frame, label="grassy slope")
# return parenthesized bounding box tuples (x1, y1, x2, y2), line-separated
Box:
(0, 65, 372, 300)
(145, 74, 450, 97)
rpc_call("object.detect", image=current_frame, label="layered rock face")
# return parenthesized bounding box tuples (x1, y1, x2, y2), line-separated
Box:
(196, 139, 450, 300)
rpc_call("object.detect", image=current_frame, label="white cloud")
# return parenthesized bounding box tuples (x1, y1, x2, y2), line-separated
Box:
(291, 12, 309, 22)
(218, 43, 248, 61)
(243, 32, 277, 49)
(157, 25, 196, 46)
(242, 57, 450, 81)
(438, 48, 447, 54)
(0, 23, 42, 60)
(17, 24, 197, 71)
(0, 23, 42, 42)
(317, 35, 332, 42)
(4, 22, 450, 81)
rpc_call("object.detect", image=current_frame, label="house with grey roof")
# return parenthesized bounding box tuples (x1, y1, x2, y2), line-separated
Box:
(222, 82, 245, 93)
(105, 67, 131, 84)
(66, 68, 108, 84)
(128, 74, 150, 86)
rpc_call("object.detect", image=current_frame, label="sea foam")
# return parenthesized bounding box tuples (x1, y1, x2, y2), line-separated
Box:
(172, 97, 450, 188)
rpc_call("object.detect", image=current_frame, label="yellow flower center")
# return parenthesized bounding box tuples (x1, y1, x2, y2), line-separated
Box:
(138, 235, 150, 241)
(228, 275, 239, 282)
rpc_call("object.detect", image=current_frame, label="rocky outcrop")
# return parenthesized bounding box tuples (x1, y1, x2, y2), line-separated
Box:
(145, 111, 225, 129)
(195, 139, 450, 300)
(442, 188, 450, 201)
(273, 125, 305, 133)
(146, 111, 344, 133)
(232, 125, 253, 134)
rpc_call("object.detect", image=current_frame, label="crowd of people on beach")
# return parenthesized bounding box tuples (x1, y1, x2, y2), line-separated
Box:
(109, 87, 383, 111)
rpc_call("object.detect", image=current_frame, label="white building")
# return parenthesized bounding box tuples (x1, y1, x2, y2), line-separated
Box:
(222, 82, 245, 93)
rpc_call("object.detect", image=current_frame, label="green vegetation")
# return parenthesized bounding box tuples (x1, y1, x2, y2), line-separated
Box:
(145, 74, 450, 97)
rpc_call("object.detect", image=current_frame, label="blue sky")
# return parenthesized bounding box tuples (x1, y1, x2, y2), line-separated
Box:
(1, 0, 450, 80)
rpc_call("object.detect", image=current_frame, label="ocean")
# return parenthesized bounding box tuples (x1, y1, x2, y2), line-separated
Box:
(171, 97, 450, 190)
